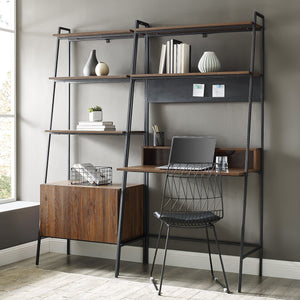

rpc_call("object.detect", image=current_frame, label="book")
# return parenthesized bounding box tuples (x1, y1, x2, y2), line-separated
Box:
(78, 121, 113, 126)
(166, 40, 170, 73)
(169, 39, 181, 73)
(180, 43, 190, 73)
(173, 44, 177, 74)
(176, 44, 182, 73)
(76, 126, 116, 131)
(76, 124, 116, 131)
(158, 43, 166, 74)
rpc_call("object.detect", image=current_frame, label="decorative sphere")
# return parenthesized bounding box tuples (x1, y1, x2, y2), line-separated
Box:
(95, 62, 109, 76)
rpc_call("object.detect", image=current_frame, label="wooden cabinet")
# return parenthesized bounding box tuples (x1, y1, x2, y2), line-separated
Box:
(40, 182, 144, 244)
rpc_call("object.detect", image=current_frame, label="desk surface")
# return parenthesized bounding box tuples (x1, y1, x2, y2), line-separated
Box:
(117, 165, 258, 176)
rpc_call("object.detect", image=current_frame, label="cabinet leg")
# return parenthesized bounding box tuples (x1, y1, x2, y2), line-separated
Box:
(143, 236, 149, 264)
(259, 248, 263, 276)
(67, 239, 71, 255)
(36, 230, 41, 265)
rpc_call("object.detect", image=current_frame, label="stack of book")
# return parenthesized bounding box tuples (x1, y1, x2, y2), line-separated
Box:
(158, 39, 191, 74)
(76, 121, 116, 131)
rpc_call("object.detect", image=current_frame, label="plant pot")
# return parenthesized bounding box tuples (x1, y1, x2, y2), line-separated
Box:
(89, 111, 102, 122)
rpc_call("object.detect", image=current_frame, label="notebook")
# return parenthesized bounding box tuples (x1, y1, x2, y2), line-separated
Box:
(158, 136, 216, 170)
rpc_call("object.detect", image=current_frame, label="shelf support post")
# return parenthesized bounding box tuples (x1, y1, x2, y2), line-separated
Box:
(238, 15, 258, 293)
(257, 11, 265, 278)
(143, 33, 150, 264)
(38, 27, 71, 265)
(115, 20, 150, 277)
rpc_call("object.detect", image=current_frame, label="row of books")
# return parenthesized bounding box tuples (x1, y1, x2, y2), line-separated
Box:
(76, 121, 116, 131)
(158, 39, 191, 74)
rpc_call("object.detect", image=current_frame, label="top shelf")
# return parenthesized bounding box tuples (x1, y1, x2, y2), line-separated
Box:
(53, 30, 133, 41)
(53, 21, 263, 42)
(134, 22, 262, 37)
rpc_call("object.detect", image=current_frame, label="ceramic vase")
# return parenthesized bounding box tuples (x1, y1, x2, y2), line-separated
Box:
(198, 51, 221, 73)
(95, 62, 109, 76)
(83, 50, 98, 76)
(89, 111, 102, 122)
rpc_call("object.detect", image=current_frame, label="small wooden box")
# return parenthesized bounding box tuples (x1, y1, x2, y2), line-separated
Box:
(40, 182, 144, 244)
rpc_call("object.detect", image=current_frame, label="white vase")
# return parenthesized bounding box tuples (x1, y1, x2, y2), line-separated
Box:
(95, 62, 109, 76)
(89, 111, 102, 122)
(198, 51, 221, 73)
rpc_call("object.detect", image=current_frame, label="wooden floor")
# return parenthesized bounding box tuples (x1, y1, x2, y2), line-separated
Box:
(1, 253, 300, 299)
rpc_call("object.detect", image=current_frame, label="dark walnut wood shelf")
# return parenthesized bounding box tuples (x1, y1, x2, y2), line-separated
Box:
(46, 130, 145, 135)
(134, 22, 262, 36)
(53, 29, 133, 41)
(117, 146, 261, 177)
(49, 75, 129, 83)
(131, 71, 261, 80)
(50, 72, 261, 83)
(117, 165, 256, 177)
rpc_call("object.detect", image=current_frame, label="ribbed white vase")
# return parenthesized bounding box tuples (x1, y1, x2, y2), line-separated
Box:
(198, 51, 221, 73)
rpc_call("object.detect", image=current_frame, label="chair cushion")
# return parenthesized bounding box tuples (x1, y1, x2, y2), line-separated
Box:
(153, 211, 220, 227)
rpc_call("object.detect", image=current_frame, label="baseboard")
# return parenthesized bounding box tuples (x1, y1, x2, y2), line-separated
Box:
(50, 239, 300, 280)
(0, 239, 50, 267)
(2, 238, 300, 281)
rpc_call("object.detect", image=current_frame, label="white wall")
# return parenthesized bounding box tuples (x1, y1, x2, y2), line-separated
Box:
(17, 0, 300, 261)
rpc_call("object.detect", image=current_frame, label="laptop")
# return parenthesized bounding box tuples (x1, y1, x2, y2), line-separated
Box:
(158, 136, 216, 170)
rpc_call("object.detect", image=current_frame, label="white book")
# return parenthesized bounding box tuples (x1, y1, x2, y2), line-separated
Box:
(166, 41, 170, 73)
(181, 43, 190, 73)
(158, 44, 166, 74)
(176, 44, 182, 73)
(173, 44, 177, 74)
(76, 126, 116, 131)
(77, 124, 115, 128)
(78, 121, 113, 126)
(169, 39, 181, 73)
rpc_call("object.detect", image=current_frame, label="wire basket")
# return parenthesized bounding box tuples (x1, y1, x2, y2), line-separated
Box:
(71, 164, 112, 186)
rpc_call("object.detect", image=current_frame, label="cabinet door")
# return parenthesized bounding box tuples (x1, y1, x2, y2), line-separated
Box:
(40, 184, 143, 244)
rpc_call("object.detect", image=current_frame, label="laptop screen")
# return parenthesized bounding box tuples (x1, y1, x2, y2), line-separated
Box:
(169, 136, 216, 164)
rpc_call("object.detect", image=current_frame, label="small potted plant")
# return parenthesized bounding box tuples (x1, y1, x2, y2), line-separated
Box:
(88, 105, 102, 122)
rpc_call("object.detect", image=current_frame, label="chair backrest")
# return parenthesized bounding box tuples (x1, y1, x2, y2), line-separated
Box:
(160, 163, 224, 224)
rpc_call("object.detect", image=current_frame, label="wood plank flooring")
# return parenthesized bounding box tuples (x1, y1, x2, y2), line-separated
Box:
(1, 253, 300, 299)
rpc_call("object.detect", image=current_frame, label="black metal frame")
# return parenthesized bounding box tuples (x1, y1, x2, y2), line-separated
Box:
(115, 11, 264, 292)
(37, 13, 264, 294)
(36, 26, 71, 265)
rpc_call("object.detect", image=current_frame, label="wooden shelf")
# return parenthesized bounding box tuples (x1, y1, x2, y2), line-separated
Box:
(49, 75, 129, 83)
(49, 72, 262, 83)
(52, 22, 262, 41)
(119, 146, 261, 176)
(117, 165, 254, 176)
(134, 22, 262, 36)
(53, 30, 133, 41)
(46, 130, 145, 135)
(131, 71, 261, 80)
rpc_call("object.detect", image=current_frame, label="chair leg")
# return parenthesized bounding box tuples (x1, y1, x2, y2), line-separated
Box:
(205, 226, 215, 279)
(158, 225, 170, 296)
(212, 225, 230, 293)
(150, 221, 164, 290)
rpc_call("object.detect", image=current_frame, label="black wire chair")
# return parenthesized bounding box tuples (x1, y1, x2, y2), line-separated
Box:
(150, 163, 230, 295)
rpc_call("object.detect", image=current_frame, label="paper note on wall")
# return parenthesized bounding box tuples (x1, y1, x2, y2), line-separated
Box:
(193, 84, 205, 97)
(212, 84, 225, 97)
